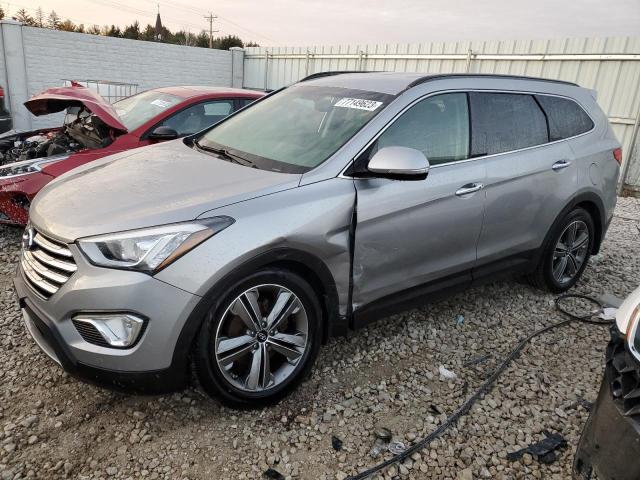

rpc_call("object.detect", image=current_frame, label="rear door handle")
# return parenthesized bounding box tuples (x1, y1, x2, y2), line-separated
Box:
(455, 183, 484, 196)
(552, 160, 572, 171)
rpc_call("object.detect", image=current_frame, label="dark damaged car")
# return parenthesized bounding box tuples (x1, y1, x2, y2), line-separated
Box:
(574, 285, 640, 480)
(0, 83, 262, 225)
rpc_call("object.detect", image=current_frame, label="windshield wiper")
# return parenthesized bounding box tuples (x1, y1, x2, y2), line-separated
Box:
(194, 140, 254, 167)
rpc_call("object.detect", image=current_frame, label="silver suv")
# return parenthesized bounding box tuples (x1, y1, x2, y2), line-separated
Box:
(14, 73, 620, 407)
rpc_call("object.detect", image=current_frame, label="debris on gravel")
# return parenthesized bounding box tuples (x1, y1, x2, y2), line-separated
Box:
(1, 197, 638, 479)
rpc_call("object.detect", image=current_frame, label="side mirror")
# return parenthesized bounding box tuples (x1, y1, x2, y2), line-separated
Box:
(367, 146, 430, 180)
(148, 126, 179, 141)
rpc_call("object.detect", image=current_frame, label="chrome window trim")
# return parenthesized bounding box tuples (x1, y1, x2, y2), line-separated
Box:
(339, 88, 596, 178)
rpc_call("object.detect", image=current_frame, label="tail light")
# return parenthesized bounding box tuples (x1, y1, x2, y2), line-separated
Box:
(613, 148, 622, 165)
(0, 87, 4, 98)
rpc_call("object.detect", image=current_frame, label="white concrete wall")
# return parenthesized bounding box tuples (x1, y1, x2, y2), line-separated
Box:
(0, 21, 245, 130)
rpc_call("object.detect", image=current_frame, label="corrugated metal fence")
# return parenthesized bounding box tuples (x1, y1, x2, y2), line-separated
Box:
(244, 37, 640, 194)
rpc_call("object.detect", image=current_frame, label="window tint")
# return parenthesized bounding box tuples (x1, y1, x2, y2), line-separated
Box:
(161, 100, 234, 135)
(373, 93, 469, 165)
(535, 95, 594, 141)
(469, 93, 548, 156)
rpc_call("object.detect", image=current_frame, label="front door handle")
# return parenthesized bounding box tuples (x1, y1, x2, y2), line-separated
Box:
(552, 160, 572, 171)
(455, 183, 484, 196)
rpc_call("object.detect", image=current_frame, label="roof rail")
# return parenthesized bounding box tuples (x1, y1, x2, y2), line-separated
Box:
(298, 71, 375, 82)
(405, 73, 578, 89)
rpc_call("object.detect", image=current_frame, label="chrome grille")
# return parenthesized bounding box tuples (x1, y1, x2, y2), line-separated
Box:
(21, 229, 77, 299)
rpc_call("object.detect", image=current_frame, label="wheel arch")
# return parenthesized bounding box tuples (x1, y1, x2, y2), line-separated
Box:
(168, 247, 341, 379)
(541, 191, 605, 257)
(567, 192, 605, 254)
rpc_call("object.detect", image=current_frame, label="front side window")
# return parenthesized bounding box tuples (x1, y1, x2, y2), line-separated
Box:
(535, 95, 594, 141)
(113, 91, 182, 131)
(371, 92, 470, 166)
(160, 100, 234, 135)
(196, 85, 394, 173)
(469, 92, 548, 156)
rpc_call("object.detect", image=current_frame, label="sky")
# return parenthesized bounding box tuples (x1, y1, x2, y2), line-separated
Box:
(9, 0, 640, 46)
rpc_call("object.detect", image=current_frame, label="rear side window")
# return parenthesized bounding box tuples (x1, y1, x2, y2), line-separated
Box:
(373, 92, 470, 165)
(469, 93, 548, 156)
(535, 95, 594, 141)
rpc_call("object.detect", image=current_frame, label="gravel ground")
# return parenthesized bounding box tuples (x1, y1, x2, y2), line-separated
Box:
(1, 197, 639, 480)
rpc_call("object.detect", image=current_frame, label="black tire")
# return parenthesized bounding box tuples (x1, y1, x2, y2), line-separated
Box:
(528, 207, 595, 293)
(193, 268, 322, 408)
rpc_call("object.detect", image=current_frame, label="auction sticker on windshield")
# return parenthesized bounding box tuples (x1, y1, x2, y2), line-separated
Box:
(334, 98, 383, 111)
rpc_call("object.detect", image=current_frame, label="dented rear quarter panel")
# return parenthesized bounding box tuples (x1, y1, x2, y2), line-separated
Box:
(154, 178, 356, 317)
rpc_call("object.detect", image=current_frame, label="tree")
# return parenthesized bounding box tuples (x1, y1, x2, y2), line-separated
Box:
(173, 30, 197, 46)
(246, 41, 260, 47)
(86, 25, 101, 35)
(15, 8, 35, 25)
(0, 7, 4, 20)
(59, 19, 76, 32)
(75, 24, 85, 33)
(122, 20, 140, 40)
(105, 25, 122, 37)
(139, 24, 156, 41)
(34, 7, 45, 27)
(213, 35, 244, 50)
(47, 10, 61, 29)
(195, 31, 209, 48)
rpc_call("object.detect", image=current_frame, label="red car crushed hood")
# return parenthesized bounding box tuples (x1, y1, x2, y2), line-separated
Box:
(24, 82, 128, 133)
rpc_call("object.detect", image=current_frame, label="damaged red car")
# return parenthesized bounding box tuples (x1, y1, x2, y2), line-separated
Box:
(0, 83, 263, 225)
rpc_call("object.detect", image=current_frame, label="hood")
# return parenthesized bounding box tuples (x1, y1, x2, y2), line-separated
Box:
(24, 83, 128, 133)
(30, 140, 301, 241)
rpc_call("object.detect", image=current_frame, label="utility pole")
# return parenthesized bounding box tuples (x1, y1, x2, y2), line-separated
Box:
(204, 12, 218, 48)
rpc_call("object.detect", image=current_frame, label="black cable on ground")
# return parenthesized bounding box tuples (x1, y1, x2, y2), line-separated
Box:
(347, 293, 612, 480)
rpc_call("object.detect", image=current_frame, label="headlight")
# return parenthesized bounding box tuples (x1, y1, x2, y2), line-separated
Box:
(625, 303, 640, 362)
(0, 155, 68, 178)
(77, 217, 234, 273)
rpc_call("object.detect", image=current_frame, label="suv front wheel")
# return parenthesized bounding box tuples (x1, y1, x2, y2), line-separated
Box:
(194, 269, 322, 407)
(529, 207, 595, 293)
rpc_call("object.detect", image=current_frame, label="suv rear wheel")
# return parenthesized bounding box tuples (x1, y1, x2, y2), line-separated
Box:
(529, 207, 594, 293)
(194, 268, 322, 407)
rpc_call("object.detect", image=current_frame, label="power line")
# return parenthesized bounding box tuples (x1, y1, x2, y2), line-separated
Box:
(85, 0, 204, 31)
(6, 2, 99, 28)
(136, 0, 277, 43)
(203, 11, 218, 49)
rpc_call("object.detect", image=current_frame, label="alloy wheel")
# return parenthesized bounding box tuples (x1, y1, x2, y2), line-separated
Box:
(552, 220, 590, 284)
(214, 284, 309, 393)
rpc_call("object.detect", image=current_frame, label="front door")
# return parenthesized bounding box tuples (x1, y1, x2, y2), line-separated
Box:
(351, 92, 486, 312)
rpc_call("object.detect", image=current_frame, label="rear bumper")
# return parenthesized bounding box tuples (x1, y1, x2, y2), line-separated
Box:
(573, 331, 640, 479)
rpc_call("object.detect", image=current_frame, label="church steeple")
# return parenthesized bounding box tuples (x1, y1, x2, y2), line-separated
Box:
(154, 5, 163, 41)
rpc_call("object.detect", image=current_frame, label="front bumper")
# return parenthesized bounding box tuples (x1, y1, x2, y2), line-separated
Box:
(13, 244, 203, 393)
(0, 171, 52, 225)
(573, 330, 640, 479)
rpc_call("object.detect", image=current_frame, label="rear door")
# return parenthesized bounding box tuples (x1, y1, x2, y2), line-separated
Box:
(472, 92, 578, 273)
(352, 92, 487, 310)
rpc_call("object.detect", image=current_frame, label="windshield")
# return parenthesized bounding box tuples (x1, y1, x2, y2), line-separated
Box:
(113, 91, 182, 131)
(196, 85, 394, 173)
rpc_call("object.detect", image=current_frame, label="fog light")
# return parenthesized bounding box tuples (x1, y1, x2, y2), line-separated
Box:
(73, 313, 145, 348)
